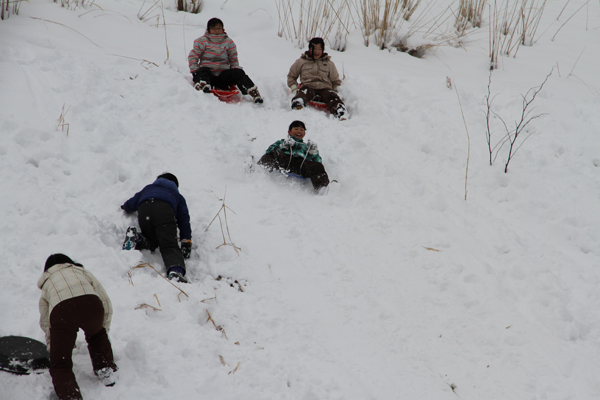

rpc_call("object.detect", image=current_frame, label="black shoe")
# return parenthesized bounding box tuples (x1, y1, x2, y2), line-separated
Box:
(167, 267, 188, 283)
(95, 366, 116, 387)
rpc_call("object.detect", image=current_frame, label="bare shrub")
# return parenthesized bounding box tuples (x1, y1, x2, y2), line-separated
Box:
(176, 0, 202, 14)
(1, 0, 23, 20)
(276, 0, 351, 51)
(206, 190, 241, 256)
(484, 69, 552, 173)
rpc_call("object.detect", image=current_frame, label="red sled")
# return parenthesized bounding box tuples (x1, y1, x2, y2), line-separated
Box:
(211, 85, 242, 104)
(308, 100, 329, 112)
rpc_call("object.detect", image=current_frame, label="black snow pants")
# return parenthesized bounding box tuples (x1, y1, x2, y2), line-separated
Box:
(137, 199, 186, 273)
(193, 67, 256, 94)
(258, 150, 330, 191)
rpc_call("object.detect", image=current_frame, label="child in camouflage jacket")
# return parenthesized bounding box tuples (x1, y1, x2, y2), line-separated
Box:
(258, 120, 330, 194)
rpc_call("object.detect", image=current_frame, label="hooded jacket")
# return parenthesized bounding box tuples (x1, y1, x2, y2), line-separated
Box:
(264, 136, 322, 163)
(188, 31, 240, 76)
(38, 263, 113, 348)
(287, 52, 341, 91)
(122, 178, 192, 240)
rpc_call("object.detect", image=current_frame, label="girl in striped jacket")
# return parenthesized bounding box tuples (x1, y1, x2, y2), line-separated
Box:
(188, 18, 263, 104)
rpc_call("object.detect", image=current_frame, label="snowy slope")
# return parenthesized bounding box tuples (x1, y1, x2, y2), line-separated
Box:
(1, 0, 600, 399)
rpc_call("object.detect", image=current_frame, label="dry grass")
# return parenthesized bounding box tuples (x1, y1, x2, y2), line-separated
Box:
(57, 104, 71, 136)
(1, 0, 23, 20)
(276, 0, 352, 51)
(206, 310, 228, 339)
(54, 0, 95, 9)
(454, 0, 486, 36)
(176, 0, 202, 14)
(128, 262, 189, 302)
(138, 0, 162, 22)
(353, 0, 420, 49)
(489, 0, 547, 69)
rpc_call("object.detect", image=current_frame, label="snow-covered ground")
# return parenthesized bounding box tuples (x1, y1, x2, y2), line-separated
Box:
(1, 0, 600, 399)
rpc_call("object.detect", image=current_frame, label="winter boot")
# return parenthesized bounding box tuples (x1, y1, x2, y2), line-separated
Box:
(122, 227, 138, 250)
(194, 81, 211, 93)
(122, 227, 148, 250)
(167, 266, 188, 283)
(95, 367, 116, 387)
(333, 104, 348, 121)
(247, 86, 263, 104)
(291, 98, 304, 110)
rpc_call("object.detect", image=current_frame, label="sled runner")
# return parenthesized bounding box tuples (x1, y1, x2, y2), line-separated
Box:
(0, 336, 50, 375)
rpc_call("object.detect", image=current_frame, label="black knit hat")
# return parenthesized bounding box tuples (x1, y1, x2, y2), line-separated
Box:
(157, 172, 179, 188)
(308, 37, 325, 51)
(207, 18, 224, 30)
(288, 120, 306, 131)
(44, 254, 82, 271)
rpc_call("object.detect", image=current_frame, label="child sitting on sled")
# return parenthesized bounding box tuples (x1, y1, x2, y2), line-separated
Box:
(287, 37, 347, 120)
(188, 18, 263, 104)
(258, 120, 330, 195)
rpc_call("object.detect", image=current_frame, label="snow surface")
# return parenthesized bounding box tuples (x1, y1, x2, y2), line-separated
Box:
(1, 0, 600, 399)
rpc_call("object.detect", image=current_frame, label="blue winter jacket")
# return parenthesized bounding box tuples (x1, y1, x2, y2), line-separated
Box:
(122, 178, 192, 240)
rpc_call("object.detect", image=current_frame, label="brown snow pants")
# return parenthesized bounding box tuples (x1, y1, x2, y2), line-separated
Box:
(49, 294, 116, 400)
(292, 87, 344, 114)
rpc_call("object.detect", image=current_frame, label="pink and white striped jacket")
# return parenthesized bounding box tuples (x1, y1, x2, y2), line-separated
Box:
(188, 31, 240, 76)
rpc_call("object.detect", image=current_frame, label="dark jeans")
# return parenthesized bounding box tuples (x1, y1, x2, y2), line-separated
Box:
(49, 295, 116, 400)
(293, 88, 344, 114)
(258, 150, 329, 190)
(138, 199, 186, 272)
(193, 67, 255, 94)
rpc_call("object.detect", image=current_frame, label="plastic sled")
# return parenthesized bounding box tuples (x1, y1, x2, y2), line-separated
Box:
(0, 336, 50, 375)
(211, 85, 242, 104)
(308, 100, 330, 113)
(279, 170, 308, 181)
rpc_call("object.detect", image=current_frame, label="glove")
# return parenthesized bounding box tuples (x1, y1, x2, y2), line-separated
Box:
(283, 137, 295, 149)
(120, 205, 125, 210)
(180, 239, 192, 259)
(290, 84, 299, 95)
(306, 139, 318, 154)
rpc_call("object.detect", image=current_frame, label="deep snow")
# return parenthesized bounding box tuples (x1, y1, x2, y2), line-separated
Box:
(1, 0, 600, 399)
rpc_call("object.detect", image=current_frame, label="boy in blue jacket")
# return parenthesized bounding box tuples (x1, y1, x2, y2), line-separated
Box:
(258, 120, 330, 194)
(121, 173, 192, 283)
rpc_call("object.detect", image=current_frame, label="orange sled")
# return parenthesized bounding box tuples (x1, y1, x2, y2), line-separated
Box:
(211, 85, 242, 104)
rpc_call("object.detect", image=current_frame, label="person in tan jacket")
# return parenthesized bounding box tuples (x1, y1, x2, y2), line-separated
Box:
(287, 37, 347, 120)
(38, 254, 117, 400)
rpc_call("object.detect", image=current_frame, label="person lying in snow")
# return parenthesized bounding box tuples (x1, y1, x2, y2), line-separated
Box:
(38, 253, 118, 400)
(121, 173, 192, 283)
(287, 37, 347, 120)
(188, 17, 263, 104)
(258, 120, 330, 195)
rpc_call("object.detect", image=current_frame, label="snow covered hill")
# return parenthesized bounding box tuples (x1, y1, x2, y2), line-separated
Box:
(1, 0, 600, 399)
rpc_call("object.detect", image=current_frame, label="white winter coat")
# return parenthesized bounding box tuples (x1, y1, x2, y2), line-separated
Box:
(38, 263, 113, 348)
